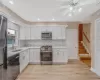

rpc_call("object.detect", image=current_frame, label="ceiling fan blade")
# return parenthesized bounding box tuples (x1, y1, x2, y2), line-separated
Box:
(60, 5, 69, 9)
(77, 0, 96, 6)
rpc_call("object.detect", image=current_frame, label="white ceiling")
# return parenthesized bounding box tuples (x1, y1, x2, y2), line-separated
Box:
(1, 0, 100, 22)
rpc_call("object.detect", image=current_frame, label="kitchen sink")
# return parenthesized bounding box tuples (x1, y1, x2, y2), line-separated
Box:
(12, 49, 22, 52)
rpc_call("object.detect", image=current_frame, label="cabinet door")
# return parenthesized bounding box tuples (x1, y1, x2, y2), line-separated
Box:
(53, 49, 59, 63)
(58, 49, 68, 63)
(24, 49, 29, 66)
(20, 26, 25, 40)
(29, 49, 34, 63)
(61, 27, 66, 39)
(20, 49, 30, 73)
(25, 27, 31, 40)
(31, 26, 41, 40)
(52, 26, 62, 39)
(29, 49, 40, 63)
(20, 52, 24, 72)
(53, 49, 68, 64)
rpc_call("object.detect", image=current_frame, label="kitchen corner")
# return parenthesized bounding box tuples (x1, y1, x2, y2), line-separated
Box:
(6, 24, 69, 78)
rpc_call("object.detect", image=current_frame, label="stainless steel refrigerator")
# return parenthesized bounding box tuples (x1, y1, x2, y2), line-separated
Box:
(0, 15, 7, 68)
(0, 15, 7, 80)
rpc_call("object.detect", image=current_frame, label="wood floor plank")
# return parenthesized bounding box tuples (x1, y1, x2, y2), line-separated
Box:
(16, 60, 100, 80)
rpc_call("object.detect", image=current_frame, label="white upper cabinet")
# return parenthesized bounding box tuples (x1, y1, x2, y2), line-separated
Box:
(25, 27, 31, 40)
(61, 27, 66, 39)
(31, 26, 41, 40)
(20, 26, 31, 40)
(51, 26, 66, 40)
(52, 26, 62, 39)
(20, 26, 25, 40)
(20, 25, 66, 40)
(41, 25, 66, 40)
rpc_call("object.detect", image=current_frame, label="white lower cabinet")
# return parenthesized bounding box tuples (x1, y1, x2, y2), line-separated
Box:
(53, 48, 68, 64)
(29, 48, 40, 64)
(20, 49, 29, 73)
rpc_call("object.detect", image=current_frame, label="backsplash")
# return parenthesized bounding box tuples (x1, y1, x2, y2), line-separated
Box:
(20, 40, 67, 47)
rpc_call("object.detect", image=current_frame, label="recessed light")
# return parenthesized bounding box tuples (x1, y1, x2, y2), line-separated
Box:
(52, 18, 55, 21)
(37, 18, 40, 21)
(9, 0, 14, 4)
(78, 8, 82, 12)
(68, 13, 72, 16)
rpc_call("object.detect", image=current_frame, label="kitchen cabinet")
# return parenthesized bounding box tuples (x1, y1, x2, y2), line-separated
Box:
(53, 48, 68, 64)
(20, 26, 25, 40)
(20, 26, 31, 40)
(61, 27, 66, 39)
(24, 27, 31, 40)
(30, 26, 41, 40)
(19, 25, 66, 40)
(41, 26, 66, 40)
(52, 26, 62, 39)
(20, 49, 29, 73)
(29, 48, 40, 64)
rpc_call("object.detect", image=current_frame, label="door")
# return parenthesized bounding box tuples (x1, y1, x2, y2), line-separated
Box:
(67, 29, 78, 59)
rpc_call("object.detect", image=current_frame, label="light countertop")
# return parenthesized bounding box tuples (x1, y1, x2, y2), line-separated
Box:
(8, 46, 67, 57)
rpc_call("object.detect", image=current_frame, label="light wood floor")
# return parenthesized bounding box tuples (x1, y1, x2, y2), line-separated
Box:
(16, 60, 100, 80)
(81, 59, 91, 67)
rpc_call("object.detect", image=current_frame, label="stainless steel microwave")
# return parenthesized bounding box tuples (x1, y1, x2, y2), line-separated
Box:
(41, 32, 52, 40)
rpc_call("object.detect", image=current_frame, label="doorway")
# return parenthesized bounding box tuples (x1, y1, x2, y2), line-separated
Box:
(78, 24, 91, 67)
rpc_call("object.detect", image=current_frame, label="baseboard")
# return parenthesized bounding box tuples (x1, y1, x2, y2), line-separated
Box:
(91, 67, 100, 76)
(53, 62, 68, 65)
(81, 41, 90, 55)
(69, 56, 80, 60)
(90, 67, 96, 73)
(29, 62, 40, 65)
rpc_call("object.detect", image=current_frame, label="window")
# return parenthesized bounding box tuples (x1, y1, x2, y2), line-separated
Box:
(7, 29, 16, 46)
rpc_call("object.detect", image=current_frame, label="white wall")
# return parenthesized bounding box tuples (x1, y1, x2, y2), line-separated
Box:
(90, 15, 100, 76)
(66, 23, 79, 59)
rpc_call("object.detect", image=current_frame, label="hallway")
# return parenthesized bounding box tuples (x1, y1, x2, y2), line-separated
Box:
(16, 60, 100, 80)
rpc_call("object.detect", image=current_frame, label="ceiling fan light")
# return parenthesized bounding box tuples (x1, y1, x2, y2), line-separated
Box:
(9, 0, 14, 4)
(69, 7, 73, 11)
(68, 13, 72, 16)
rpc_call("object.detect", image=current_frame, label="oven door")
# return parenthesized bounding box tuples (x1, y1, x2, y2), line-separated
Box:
(41, 52, 52, 65)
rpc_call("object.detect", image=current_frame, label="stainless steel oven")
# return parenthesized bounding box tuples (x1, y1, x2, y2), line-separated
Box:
(41, 32, 52, 40)
(40, 46, 52, 65)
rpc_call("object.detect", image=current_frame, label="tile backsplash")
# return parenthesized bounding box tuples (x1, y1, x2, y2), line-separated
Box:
(20, 40, 67, 47)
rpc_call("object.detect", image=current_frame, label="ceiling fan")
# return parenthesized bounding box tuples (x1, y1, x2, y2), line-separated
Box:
(60, 0, 99, 16)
